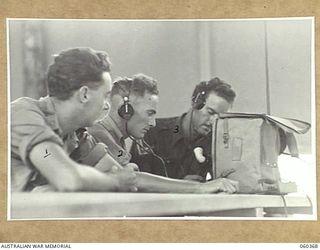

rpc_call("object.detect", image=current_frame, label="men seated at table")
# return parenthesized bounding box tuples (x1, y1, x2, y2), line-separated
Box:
(130, 77, 237, 182)
(88, 74, 238, 193)
(11, 47, 238, 194)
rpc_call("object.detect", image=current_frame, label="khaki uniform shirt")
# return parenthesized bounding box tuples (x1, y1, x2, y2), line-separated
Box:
(88, 116, 131, 166)
(11, 96, 80, 191)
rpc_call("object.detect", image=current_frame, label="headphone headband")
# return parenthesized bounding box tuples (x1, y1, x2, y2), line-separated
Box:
(192, 82, 208, 110)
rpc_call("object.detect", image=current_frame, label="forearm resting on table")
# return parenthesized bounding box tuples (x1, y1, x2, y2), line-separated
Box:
(29, 141, 122, 192)
(94, 157, 237, 193)
(135, 172, 202, 193)
(135, 172, 238, 193)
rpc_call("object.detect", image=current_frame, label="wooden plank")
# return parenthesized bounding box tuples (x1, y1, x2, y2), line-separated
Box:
(10, 193, 312, 219)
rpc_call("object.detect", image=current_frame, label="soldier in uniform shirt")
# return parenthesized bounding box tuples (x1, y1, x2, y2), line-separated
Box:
(11, 47, 137, 192)
(131, 77, 237, 182)
(89, 74, 238, 193)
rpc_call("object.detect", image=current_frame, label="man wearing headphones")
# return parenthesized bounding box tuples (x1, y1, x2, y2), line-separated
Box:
(88, 74, 239, 193)
(131, 77, 236, 182)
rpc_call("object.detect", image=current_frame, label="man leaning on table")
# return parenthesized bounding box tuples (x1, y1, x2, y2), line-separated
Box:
(88, 74, 238, 193)
(11, 47, 137, 192)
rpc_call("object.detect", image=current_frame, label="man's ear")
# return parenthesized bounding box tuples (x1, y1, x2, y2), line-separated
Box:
(79, 86, 90, 103)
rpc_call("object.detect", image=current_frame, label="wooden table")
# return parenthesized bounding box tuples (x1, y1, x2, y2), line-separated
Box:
(10, 192, 313, 219)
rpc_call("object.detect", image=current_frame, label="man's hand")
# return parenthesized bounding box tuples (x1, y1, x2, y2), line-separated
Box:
(200, 178, 239, 194)
(110, 166, 138, 192)
(219, 168, 236, 178)
(125, 163, 140, 172)
(94, 154, 118, 173)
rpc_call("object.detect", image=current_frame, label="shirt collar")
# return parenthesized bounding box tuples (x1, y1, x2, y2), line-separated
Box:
(98, 116, 131, 165)
(100, 116, 126, 148)
(38, 96, 63, 136)
(171, 113, 188, 146)
(171, 113, 208, 147)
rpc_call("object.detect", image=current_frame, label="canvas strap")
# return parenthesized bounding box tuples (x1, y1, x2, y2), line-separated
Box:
(285, 132, 299, 157)
(223, 119, 230, 148)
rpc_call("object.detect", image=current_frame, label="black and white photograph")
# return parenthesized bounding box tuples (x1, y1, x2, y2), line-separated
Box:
(7, 18, 316, 220)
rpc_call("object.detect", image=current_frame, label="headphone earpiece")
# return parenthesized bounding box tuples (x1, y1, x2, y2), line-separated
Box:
(118, 96, 134, 120)
(192, 91, 206, 110)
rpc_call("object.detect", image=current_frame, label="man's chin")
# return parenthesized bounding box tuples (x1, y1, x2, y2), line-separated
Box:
(86, 121, 95, 128)
(130, 133, 145, 139)
(88, 116, 102, 127)
(137, 134, 146, 139)
(97, 111, 109, 121)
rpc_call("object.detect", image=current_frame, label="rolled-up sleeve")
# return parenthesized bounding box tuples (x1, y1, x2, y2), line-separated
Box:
(11, 102, 64, 169)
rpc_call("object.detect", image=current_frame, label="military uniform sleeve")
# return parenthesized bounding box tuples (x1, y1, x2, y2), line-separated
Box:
(87, 123, 132, 166)
(11, 103, 64, 169)
(87, 123, 112, 147)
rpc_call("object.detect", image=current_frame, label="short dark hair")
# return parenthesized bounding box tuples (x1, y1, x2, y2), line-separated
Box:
(192, 77, 236, 104)
(111, 73, 159, 98)
(47, 47, 111, 100)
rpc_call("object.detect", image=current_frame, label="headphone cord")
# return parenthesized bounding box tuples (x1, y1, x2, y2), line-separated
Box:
(189, 109, 194, 141)
(125, 122, 168, 177)
(280, 194, 288, 217)
(140, 138, 168, 178)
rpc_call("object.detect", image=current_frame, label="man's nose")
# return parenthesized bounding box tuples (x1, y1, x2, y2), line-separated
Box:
(148, 117, 156, 127)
